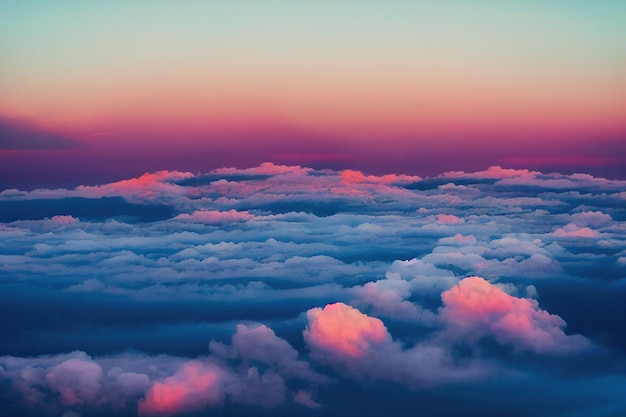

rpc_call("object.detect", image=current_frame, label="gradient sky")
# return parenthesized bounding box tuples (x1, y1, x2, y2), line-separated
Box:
(1, 1, 625, 187)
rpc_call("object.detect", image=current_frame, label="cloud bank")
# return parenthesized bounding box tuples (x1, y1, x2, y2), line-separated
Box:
(0, 163, 625, 416)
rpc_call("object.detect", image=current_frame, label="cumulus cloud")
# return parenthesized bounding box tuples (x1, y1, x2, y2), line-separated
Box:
(355, 278, 437, 324)
(436, 214, 463, 224)
(45, 358, 103, 406)
(304, 302, 391, 360)
(553, 223, 601, 238)
(570, 211, 612, 227)
(138, 361, 224, 416)
(304, 302, 495, 386)
(210, 323, 327, 384)
(440, 277, 590, 353)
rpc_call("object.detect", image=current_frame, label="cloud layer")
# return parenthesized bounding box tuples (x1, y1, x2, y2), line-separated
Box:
(0, 163, 625, 416)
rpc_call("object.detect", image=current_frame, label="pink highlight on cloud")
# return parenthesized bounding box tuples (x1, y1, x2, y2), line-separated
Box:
(341, 170, 368, 183)
(214, 162, 310, 176)
(553, 223, 601, 238)
(436, 214, 462, 224)
(341, 169, 421, 185)
(138, 362, 224, 416)
(442, 166, 534, 179)
(76, 170, 192, 203)
(304, 302, 390, 359)
(174, 210, 254, 224)
(49, 215, 79, 225)
(452, 234, 477, 244)
(440, 277, 589, 353)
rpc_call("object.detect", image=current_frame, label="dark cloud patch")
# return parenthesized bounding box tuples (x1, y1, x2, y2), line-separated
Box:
(0, 117, 82, 150)
(0, 197, 174, 222)
(534, 279, 626, 354)
(176, 174, 273, 186)
(0, 283, 337, 357)
(403, 177, 498, 191)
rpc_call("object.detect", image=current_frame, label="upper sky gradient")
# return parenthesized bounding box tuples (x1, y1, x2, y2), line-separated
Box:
(1, 1, 625, 187)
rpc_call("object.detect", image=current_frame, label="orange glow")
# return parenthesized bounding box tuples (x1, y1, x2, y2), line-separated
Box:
(304, 302, 389, 358)
(441, 277, 513, 321)
(138, 362, 223, 416)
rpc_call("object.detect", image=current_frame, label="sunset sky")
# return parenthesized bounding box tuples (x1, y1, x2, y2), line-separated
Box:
(1, 3, 626, 416)
(1, 1, 625, 187)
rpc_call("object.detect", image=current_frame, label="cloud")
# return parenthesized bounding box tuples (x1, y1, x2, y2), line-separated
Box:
(441, 165, 535, 179)
(1, 162, 625, 417)
(173, 209, 254, 223)
(354, 278, 438, 325)
(553, 223, 601, 238)
(304, 302, 391, 360)
(436, 214, 463, 224)
(440, 277, 590, 353)
(210, 323, 327, 384)
(45, 358, 103, 406)
(292, 389, 322, 409)
(304, 302, 495, 386)
(570, 211, 612, 227)
(138, 361, 224, 416)
(0, 323, 328, 416)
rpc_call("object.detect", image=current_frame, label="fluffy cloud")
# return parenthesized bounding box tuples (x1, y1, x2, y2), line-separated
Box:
(1, 163, 625, 417)
(355, 278, 438, 324)
(440, 277, 589, 353)
(138, 361, 224, 416)
(553, 223, 601, 238)
(45, 358, 103, 406)
(304, 302, 390, 360)
(304, 302, 496, 386)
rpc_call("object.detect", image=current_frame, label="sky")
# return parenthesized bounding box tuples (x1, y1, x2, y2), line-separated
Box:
(1, 2, 626, 417)
(0, 163, 625, 416)
(1, 1, 625, 188)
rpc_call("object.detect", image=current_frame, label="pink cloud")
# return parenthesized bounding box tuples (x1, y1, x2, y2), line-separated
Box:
(438, 233, 477, 245)
(304, 302, 495, 386)
(49, 215, 79, 225)
(442, 166, 534, 179)
(340, 170, 367, 183)
(341, 169, 421, 185)
(75, 170, 192, 203)
(214, 162, 310, 176)
(553, 223, 601, 238)
(440, 277, 589, 353)
(138, 361, 224, 416)
(303, 302, 390, 359)
(174, 209, 254, 224)
(436, 214, 462, 224)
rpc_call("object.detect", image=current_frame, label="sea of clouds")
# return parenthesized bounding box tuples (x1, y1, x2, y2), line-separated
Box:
(0, 163, 625, 417)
